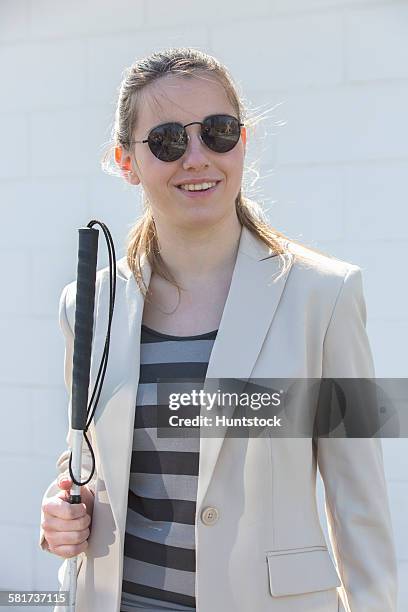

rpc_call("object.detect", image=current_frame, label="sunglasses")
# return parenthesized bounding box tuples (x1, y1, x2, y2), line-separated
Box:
(131, 114, 245, 162)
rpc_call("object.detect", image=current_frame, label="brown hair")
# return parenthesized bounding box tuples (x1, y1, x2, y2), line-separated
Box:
(102, 47, 335, 298)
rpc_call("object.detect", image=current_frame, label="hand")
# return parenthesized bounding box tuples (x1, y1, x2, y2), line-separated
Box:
(41, 476, 94, 559)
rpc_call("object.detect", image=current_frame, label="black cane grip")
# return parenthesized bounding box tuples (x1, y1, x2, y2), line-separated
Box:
(71, 227, 99, 431)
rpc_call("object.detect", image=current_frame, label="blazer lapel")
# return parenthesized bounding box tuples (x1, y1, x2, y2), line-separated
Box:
(88, 226, 294, 534)
(195, 227, 294, 510)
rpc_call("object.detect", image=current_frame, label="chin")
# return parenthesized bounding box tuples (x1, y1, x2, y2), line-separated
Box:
(183, 208, 234, 231)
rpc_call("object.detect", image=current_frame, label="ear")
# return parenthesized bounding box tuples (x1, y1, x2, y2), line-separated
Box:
(114, 146, 140, 185)
(241, 126, 247, 148)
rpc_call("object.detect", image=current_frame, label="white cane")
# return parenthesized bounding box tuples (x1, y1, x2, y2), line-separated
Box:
(64, 221, 116, 611)
(67, 431, 85, 611)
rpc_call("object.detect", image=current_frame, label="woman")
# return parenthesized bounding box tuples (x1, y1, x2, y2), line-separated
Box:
(39, 48, 397, 612)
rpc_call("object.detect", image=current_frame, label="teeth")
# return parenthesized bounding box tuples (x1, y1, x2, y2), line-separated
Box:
(179, 182, 217, 191)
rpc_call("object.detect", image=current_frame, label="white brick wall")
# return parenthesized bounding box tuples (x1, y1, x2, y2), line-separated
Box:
(346, 4, 408, 80)
(211, 14, 344, 90)
(0, 39, 87, 112)
(0, 0, 406, 609)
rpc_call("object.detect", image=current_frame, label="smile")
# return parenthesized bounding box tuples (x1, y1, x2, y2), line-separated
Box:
(176, 181, 221, 198)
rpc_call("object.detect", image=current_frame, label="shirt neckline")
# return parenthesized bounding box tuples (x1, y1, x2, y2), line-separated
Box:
(141, 324, 218, 340)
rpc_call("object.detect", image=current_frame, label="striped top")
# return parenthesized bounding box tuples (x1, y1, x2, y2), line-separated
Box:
(120, 323, 218, 612)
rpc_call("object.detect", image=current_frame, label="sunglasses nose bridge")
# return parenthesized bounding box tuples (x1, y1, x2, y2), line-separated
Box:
(182, 122, 209, 156)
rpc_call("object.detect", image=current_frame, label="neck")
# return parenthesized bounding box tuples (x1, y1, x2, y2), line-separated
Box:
(152, 212, 242, 288)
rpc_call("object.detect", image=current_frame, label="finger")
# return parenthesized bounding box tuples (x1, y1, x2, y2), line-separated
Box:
(49, 540, 89, 559)
(45, 527, 90, 547)
(57, 477, 72, 489)
(56, 488, 77, 504)
(43, 498, 87, 520)
(57, 480, 87, 501)
(42, 512, 91, 533)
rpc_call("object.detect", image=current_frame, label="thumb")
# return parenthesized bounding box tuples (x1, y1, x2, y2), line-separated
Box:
(57, 476, 72, 490)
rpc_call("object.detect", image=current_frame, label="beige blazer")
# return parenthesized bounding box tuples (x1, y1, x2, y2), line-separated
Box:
(39, 225, 397, 612)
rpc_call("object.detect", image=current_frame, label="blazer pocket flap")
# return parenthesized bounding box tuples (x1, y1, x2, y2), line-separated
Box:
(266, 547, 341, 597)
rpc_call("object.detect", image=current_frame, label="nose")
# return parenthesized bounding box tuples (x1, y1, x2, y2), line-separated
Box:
(181, 124, 210, 169)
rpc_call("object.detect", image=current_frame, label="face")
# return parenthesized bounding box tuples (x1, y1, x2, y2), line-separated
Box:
(120, 74, 246, 231)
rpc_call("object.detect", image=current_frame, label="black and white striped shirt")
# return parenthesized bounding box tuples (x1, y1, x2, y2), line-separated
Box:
(120, 324, 218, 612)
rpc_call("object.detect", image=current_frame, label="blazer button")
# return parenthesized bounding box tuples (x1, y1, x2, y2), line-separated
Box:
(201, 506, 219, 525)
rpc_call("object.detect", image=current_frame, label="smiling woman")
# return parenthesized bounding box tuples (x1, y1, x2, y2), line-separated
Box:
(101, 48, 299, 307)
(39, 47, 397, 612)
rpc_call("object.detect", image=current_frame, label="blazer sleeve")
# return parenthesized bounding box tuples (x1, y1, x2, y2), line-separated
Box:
(38, 282, 98, 552)
(317, 265, 398, 611)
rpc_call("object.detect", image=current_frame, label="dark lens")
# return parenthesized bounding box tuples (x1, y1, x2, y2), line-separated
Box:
(201, 115, 241, 153)
(148, 123, 187, 161)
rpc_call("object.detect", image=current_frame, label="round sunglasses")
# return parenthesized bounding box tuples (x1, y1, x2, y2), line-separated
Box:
(131, 114, 245, 162)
